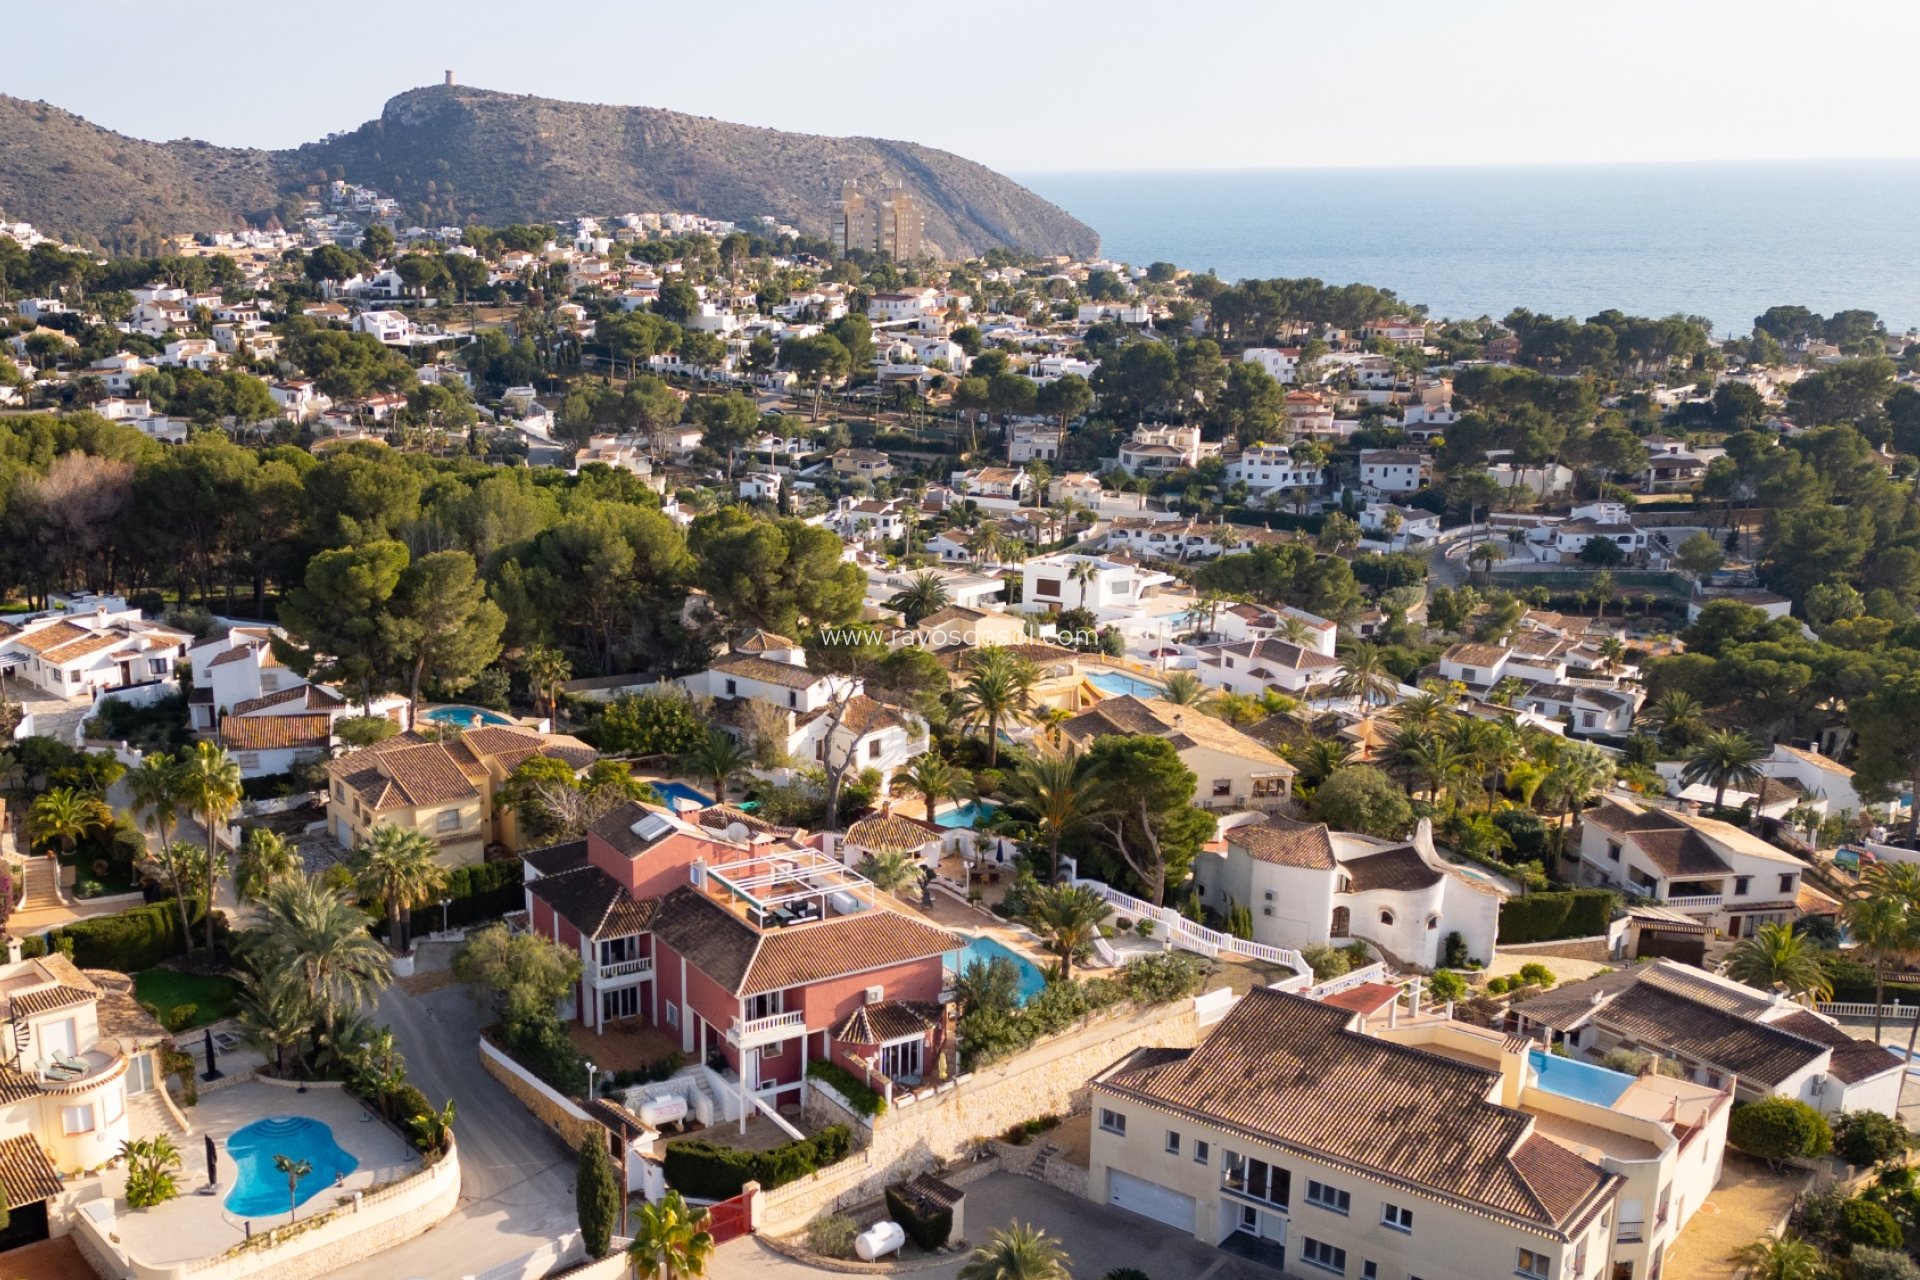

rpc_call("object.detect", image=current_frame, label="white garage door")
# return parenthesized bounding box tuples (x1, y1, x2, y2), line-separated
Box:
(1108, 1170, 1196, 1232)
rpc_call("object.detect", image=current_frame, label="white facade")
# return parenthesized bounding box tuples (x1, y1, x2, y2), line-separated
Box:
(1241, 347, 1299, 384)
(1225, 444, 1323, 496)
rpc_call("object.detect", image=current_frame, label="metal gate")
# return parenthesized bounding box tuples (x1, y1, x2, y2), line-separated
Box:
(705, 1188, 754, 1245)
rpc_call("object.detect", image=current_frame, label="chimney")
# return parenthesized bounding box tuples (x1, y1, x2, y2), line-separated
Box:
(1411, 816, 1436, 859)
(4, 938, 18, 966)
(444, 70, 455, 86)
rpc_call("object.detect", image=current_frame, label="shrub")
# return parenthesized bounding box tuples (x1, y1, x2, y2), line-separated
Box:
(1117, 952, 1204, 1003)
(1833, 1110, 1909, 1168)
(1300, 945, 1350, 982)
(1842, 1198, 1905, 1250)
(662, 1125, 853, 1199)
(807, 1213, 860, 1259)
(1441, 930, 1469, 968)
(1486, 976, 1511, 994)
(163, 1004, 198, 1032)
(1497, 889, 1617, 944)
(1491, 808, 1549, 860)
(1135, 919, 1154, 939)
(46, 901, 210, 970)
(885, 1179, 955, 1251)
(1516, 962, 1557, 988)
(1425, 970, 1467, 1003)
(1852, 1246, 1920, 1280)
(806, 1059, 887, 1117)
(497, 1014, 587, 1096)
(1728, 1097, 1832, 1165)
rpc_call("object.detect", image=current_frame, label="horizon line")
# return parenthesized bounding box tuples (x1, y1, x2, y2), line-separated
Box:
(1012, 155, 1920, 178)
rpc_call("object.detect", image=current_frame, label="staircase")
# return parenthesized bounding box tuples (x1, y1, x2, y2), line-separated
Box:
(1025, 1141, 1059, 1180)
(129, 1089, 189, 1139)
(16, 857, 62, 911)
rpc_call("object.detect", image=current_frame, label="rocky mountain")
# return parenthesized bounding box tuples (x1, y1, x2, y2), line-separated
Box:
(0, 85, 1098, 260)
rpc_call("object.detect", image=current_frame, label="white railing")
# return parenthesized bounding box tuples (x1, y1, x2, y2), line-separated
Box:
(594, 956, 653, 981)
(728, 1010, 807, 1048)
(1073, 877, 1306, 974)
(1664, 894, 1724, 910)
(1817, 1001, 1920, 1021)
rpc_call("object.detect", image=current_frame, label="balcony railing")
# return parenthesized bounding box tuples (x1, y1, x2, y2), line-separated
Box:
(1665, 894, 1724, 910)
(593, 955, 654, 982)
(727, 1010, 807, 1049)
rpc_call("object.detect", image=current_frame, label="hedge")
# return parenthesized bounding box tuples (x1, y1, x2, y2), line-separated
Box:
(885, 1180, 954, 1251)
(1498, 889, 1617, 944)
(44, 901, 218, 970)
(662, 1125, 854, 1199)
(806, 1060, 887, 1117)
(372, 859, 524, 938)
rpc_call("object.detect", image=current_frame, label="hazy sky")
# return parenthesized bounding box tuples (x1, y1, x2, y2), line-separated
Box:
(9, 0, 1918, 172)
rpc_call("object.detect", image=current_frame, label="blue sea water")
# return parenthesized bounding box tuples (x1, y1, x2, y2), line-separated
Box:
(1018, 162, 1920, 334)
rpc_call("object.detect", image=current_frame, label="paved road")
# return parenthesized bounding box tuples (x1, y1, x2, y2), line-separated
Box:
(317, 981, 578, 1280)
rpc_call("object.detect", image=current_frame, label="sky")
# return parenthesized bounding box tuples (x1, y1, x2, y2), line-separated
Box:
(8, 0, 1919, 173)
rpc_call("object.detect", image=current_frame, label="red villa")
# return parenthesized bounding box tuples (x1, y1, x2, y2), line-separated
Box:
(519, 801, 959, 1117)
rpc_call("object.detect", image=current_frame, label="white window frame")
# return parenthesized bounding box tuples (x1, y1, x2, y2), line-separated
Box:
(1305, 1179, 1351, 1215)
(1098, 1108, 1126, 1135)
(1382, 1202, 1412, 1232)
(1164, 1130, 1180, 1156)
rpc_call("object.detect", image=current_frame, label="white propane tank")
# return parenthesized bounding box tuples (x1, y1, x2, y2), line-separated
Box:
(854, 1220, 907, 1261)
(636, 1094, 688, 1127)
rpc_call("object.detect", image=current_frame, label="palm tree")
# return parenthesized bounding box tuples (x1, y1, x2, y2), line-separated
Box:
(177, 741, 242, 953)
(273, 1154, 313, 1223)
(1204, 691, 1262, 726)
(255, 877, 393, 1047)
(1730, 1233, 1824, 1280)
(126, 751, 183, 852)
(235, 828, 301, 902)
(1644, 690, 1705, 749)
(888, 571, 950, 626)
(1466, 542, 1499, 586)
(1004, 750, 1105, 881)
(28, 786, 108, 854)
(236, 968, 314, 1078)
(957, 1223, 1071, 1280)
(408, 1098, 457, 1157)
(956, 648, 1037, 767)
(353, 824, 448, 955)
(1681, 729, 1766, 813)
(1275, 615, 1320, 650)
(1392, 689, 1454, 730)
(1158, 672, 1207, 706)
(1290, 739, 1353, 789)
(677, 728, 753, 804)
(1332, 645, 1396, 709)
(522, 644, 572, 722)
(1842, 888, 1908, 1041)
(1537, 741, 1616, 859)
(967, 522, 1006, 567)
(1391, 731, 1466, 805)
(856, 849, 921, 899)
(628, 1188, 715, 1280)
(1026, 884, 1112, 978)
(902, 754, 958, 822)
(1724, 923, 1833, 1002)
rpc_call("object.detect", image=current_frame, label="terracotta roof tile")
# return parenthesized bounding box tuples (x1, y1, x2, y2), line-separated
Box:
(527, 866, 656, 940)
(834, 999, 942, 1046)
(1229, 817, 1335, 870)
(1342, 845, 1443, 893)
(742, 909, 955, 996)
(844, 814, 941, 853)
(0, 1134, 63, 1208)
(221, 713, 332, 752)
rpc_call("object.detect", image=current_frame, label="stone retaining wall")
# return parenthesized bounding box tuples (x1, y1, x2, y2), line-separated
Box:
(761, 996, 1202, 1235)
(1499, 935, 1612, 963)
(479, 1036, 600, 1150)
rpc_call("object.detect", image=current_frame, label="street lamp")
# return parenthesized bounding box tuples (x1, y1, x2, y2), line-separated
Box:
(439, 897, 452, 935)
(586, 1061, 600, 1101)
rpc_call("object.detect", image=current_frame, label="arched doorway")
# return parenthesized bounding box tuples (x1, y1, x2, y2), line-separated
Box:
(1330, 906, 1350, 939)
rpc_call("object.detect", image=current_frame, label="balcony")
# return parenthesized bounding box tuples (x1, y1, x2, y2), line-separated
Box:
(35, 1047, 127, 1094)
(727, 1010, 807, 1050)
(1665, 894, 1724, 911)
(592, 955, 654, 983)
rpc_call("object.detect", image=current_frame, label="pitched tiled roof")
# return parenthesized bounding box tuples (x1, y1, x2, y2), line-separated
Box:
(9, 621, 91, 655)
(1099, 990, 1615, 1232)
(845, 813, 941, 853)
(1443, 642, 1510, 669)
(522, 839, 592, 877)
(461, 726, 597, 772)
(589, 802, 695, 859)
(369, 743, 478, 806)
(221, 712, 332, 752)
(526, 866, 656, 940)
(9, 983, 96, 1020)
(0, 1134, 63, 1208)
(1063, 695, 1292, 770)
(1767, 1011, 1901, 1085)
(0, 1064, 38, 1105)
(232, 684, 346, 716)
(1342, 845, 1443, 893)
(1598, 984, 1822, 1087)
(693, 805, 777, 838)
(708, 653, 823, 690)
(834, 999, 941, 1046)
(647, 888, 956, 997)
(1229, 817, 1335, 870)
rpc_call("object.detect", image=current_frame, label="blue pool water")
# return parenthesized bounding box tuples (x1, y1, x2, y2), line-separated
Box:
(934, 800, 1002, 829)
(952, 936, 1049, 1004)
(420, 704, 514, 729)
(647, 781, 715, 811)
(1087, 671, 1166, 699)
(224, 1116, 359, 1218)
(1528, 1050, 1633, 1108)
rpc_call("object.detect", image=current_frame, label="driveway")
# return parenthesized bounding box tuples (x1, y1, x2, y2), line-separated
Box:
(315, 979, 579, 1280)
(709, 1173, 1278, 1280)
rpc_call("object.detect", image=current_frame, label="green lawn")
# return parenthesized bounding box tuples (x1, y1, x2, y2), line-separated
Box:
(132, 970, 243, 1031)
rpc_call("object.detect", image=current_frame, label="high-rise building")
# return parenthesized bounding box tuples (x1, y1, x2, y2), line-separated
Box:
(831, 182, 925, 260)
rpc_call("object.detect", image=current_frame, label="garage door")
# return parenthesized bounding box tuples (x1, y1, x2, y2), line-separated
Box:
(1108, 1170, 1196, 1232)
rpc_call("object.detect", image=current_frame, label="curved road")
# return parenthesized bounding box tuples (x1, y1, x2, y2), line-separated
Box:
(317, 980, 579, 1280)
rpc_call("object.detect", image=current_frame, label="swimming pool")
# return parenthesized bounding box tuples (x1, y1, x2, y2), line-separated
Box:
(1087, 670, 1166, 699)
(224, 1116, 360, 1218)
(419, 704, 515, 729)
(1528, 1049, 1633, 1108)
(951, 935, 1048, 1004)
(934, 800, 1002, 829)
(646, 781, 715, 811)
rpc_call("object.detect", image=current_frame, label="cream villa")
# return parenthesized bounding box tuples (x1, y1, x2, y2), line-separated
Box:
(1572, 799, 1810, 938)
(1059, 695, 1295, 812)
(1090, 987, 1730, 1280)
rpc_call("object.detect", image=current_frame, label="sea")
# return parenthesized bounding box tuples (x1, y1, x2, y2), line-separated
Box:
(1017, 162, 1920, 336)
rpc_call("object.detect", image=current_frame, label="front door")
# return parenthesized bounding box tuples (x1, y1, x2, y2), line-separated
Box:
(880, 1038, 922, 1082)
(126, 1051, 155, 1095)
(601, 987, 640, 1024)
